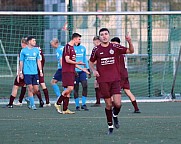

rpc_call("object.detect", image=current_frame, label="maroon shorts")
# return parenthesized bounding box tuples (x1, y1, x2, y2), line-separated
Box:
(38, 70, 45, 83)
(62, 72, 75, 87)
(39, 75, 45, 83)
(120, 77, 130, 90)
(14, 76, 26, 87)
(99, 81, 121, 98)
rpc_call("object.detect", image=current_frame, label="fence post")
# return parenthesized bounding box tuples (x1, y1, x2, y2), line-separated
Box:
(67, 0, 73, 41)
(147, 0, 153, 97)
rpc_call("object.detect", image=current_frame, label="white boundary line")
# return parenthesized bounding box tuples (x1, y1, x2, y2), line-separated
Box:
(1, 115, 181, 121)
(0, 98, 174, 105)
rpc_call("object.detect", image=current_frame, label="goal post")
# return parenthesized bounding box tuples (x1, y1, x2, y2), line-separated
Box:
(170, 46, 181, 99)
(0, 40, 13, 77)
(0, 11, 181, 99)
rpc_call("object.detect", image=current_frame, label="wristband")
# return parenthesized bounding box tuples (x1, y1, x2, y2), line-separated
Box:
(40, 70, 43, 73)
(19, 71, 22, 74)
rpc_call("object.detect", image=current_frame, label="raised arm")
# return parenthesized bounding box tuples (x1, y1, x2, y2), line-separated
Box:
(125, 33, 134, 54)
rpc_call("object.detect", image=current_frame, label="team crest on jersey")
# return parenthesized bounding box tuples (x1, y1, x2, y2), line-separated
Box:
(109, 49, 114, 54)
(33, 52, 36, 56)
(81, 49, 84, 52)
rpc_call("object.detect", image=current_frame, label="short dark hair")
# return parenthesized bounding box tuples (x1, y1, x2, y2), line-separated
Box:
(99, 28, 110, 35)
(93, 36, 100, 41)
(72, 33, 81, 40)
(111, 37, 120, 44)
(27, 36, 35, 42)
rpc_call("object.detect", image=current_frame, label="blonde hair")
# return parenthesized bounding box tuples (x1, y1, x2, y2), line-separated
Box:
(50, 38, 59, 44)
(21, 38, 27, 44)
(93, 36, 100, 41)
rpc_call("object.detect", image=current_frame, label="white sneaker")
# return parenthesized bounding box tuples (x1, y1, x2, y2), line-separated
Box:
(63, 109, 75, 114)
(43, 103, 51, 107)
(54, 103, 62, 114)
(14, 101, 23, 107)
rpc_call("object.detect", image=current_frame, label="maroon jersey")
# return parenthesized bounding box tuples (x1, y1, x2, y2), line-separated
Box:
(90, 42, 127, 83)
(120, 55, 128, 78)
(62, 44, 76, 72)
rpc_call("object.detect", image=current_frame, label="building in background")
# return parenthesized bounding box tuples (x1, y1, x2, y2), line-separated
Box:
(44, 0, 66, 54)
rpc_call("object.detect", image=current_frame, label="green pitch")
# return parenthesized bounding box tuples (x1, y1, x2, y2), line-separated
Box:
(0, 102, 181, 144)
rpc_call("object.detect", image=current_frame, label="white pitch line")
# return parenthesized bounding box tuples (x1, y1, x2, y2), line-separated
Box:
(0, 115, 181, 121)
(0, 98, 174, 105)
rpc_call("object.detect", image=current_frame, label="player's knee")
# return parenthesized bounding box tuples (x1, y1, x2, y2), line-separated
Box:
(82, 87, 87, 96)
(74, 90, 78, 98)
(28, 87, 33, 92)
(82, 85, 87, 90)
(74, 94, 78, 99)
(51, 79, 56, 85)
(114, 102, 121, 108)
(82, 81, 87, 87)
(66, 86, 74, 92)
(33, 89, 38, 95)
(82, 90, 87, 97)
(106, 102, 112, 110)
(74, 85, 79, 92)
(69, 87, 74, 91)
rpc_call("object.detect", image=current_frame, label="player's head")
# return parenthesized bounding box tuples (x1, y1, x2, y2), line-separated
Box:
(72, 33, 81, 46)
(93, 36, 101, 46)
(21, 37, 27, 48)
(27, 36, 36, 47)
(50, 38, 59, 48)
(99, 28, 110, 43)
(111, 37, 120, 44)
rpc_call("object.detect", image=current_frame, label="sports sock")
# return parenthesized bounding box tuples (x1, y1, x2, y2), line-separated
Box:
(132, 100, 139, 111)
(29, 96, 35, 106)
(74, 98, 79, 107)
(105, 108, 113, 126)
(19, 87, 26, 103)
(43, 88, 49, 104)
(82, 96, 86, 106)
(57, 95, 64, 105)
(95, 88, 100, 104)
(36, 90, 43, 101)
(9, 95, 15, 105)
(113, 106, 121, 116)
(63, 97, 69, 111)
(52, 84, 61, 98)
